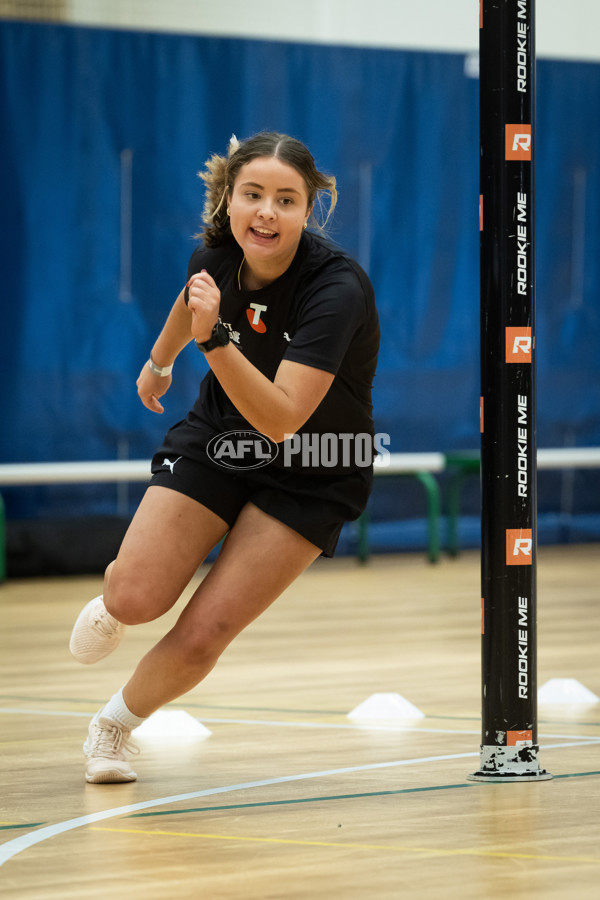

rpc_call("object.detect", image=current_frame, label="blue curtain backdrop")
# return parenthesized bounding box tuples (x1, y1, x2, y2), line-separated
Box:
(1, 22, 599, 546)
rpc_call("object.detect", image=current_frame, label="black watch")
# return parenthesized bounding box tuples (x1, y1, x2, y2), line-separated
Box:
(195, 321, 230, 353)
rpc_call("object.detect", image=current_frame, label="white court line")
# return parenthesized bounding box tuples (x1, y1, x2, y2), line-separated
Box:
(202, 717, 479, 735)
(201, 719, 600, 741)
(2, 708, 600, 741)
(0, 751, 478, 866)
(1, 740, 599, 867)
(0, 707, 478, 735)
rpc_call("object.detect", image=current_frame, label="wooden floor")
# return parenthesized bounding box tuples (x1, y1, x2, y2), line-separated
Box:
(1, 544, 599, 899)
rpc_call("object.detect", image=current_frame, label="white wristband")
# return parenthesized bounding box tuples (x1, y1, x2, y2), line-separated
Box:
(148, 356, 173, 377)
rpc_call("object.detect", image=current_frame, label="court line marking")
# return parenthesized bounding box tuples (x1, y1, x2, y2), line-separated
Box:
(0, 694, 600, 728)
(128, 770, 600, 819)
(0, 707, 478, 735)
(88, 825, 600, 864)
(3, 768, 599, 832)
(2, 741, 599, 867)
(4, 770, 599, 833)
(1, 696, 599, 729)
(194, 720, 600, 741)
(1, 708, 599, 741)
(0, 751, 481, 867)
(0, 695, 350, 716)
(129, 783, 476, 819)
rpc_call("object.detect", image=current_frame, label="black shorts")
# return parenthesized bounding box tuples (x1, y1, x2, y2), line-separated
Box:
(149, 422, 372, 557)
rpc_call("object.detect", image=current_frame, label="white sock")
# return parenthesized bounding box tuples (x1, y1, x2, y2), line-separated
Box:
(100, 688, 147, 731)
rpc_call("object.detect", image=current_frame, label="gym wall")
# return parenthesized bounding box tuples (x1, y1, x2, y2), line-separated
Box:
(1, 14, 599, 568)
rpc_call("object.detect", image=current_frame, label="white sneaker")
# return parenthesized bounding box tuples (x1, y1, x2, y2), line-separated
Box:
(69, 596, 126, 664)
(84, 713, 139, 783)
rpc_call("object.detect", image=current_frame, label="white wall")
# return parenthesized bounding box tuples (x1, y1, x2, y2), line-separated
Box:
(64, 0, 600, 61)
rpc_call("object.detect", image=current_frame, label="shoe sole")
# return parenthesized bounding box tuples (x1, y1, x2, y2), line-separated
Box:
(86, 768, 137, 784)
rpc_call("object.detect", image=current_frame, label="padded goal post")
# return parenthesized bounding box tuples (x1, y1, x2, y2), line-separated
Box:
(469, 0, 551, 782)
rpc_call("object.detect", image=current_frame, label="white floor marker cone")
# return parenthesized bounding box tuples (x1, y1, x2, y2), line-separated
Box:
(538, 678, 599, 705)
(348, 692, 425, 720)
(133, 709, 212, 739)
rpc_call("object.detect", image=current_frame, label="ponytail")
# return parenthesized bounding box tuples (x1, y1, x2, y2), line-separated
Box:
(197, 135, 239, 248)
(197, 132, 337, 247)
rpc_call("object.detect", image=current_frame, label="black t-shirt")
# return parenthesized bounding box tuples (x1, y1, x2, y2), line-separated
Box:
(185, 231, 380, 473)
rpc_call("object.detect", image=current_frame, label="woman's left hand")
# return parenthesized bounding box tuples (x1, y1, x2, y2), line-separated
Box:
(187, 270, 221, 343)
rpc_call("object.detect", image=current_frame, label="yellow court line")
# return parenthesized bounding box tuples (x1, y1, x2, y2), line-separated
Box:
(90, 827, 600, 864)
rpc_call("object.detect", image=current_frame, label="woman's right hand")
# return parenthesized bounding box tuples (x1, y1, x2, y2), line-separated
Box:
(136, 361, 172, 414)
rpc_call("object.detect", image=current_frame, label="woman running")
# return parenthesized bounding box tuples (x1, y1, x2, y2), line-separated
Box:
(69, 131, 380, 783)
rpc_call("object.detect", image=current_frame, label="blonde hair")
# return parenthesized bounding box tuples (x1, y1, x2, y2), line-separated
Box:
(198, 132, 337, 247)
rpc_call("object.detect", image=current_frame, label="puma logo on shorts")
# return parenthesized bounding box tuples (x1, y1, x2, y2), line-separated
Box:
(160, 456, 182, 475)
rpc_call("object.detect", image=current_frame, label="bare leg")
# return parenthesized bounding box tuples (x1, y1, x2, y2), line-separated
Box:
(103, 485, 231, 625)
(121, 502, 321, 717)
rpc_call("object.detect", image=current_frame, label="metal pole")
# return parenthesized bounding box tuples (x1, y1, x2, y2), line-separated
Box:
(469, 0, 551, 782)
